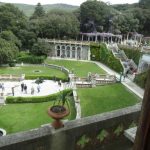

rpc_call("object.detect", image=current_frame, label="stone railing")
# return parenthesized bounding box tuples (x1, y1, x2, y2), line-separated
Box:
(72, 74, 116, 88)
(44, 64, 70, 75)
(0, 74, 24, 81)
(0, 104, 141, 150)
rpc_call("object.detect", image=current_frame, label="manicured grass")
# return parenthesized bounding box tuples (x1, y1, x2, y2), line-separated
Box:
(0, 100, 75, 134)
(45, 59, 105, 77)
(77, 84, 140, 117)
(0, 65, 67, 79)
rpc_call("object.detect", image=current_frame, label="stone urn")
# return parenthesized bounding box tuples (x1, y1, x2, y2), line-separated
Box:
(47, 105, 70, 129)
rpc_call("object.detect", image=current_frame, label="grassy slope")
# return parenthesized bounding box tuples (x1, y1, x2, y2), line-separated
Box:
(45, 59, 105, 77)
(0, 99, 75, 134)
(77, 84, 140, 117)
(0, 66, 66, 79)
(0, 2, 79, 16)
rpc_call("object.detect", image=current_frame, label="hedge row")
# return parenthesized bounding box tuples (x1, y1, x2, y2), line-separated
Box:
(25, 75, 69, 82)
(134, 71, 148, 89)
(6, 89, 72, 104)
(17, 55, 46, 64)
(90, 43, 123, 73)
(118, 45, 141, 65)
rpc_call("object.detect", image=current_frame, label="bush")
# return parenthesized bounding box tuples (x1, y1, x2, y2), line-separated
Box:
(25, 75, 68, 82)
(17, 55, 46, 64)
(9, 63, 16, 67)
(134, 71, 148, 89)
(6, 89, 72, 104)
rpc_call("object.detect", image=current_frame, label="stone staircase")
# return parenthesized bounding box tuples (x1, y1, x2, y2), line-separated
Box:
(108, 43, 137, 76)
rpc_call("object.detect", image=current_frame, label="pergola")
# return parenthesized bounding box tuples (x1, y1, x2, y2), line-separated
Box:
(80, 32, 122, 43)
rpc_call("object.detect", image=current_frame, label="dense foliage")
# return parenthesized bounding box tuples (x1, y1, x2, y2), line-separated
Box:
(6, 89, 72, 103)
(90, 43, 123, 73)
(134, 71, 148, 89)
(118, 45, 141, 65)
(0, 38, 19, 64)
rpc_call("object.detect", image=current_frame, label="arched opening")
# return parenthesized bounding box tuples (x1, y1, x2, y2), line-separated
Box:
(77, 47, 81, 59)
(57, 50, 60, 57)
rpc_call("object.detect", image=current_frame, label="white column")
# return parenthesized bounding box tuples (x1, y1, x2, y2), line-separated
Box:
(88, 46, 91, 60)
(82, 35, 84, 41)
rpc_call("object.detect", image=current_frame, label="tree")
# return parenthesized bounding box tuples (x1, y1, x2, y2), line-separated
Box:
(31, 39, 50, 56)
(40, 10, 80, 39)
(18, 29, 37, 50)
(80, 1, 113, 32)
(0, 38, 19, 64)
(0, 4, 27, 36)
(0, 30, 21, 48)
(31, 3, 45, 19)
(139, 0, 150, 8)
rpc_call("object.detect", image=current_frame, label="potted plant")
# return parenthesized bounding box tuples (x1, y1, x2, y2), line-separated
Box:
(47, 90, 70, 129)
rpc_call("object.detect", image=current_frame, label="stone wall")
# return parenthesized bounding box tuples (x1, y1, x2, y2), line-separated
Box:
(0, 105, 140, 150)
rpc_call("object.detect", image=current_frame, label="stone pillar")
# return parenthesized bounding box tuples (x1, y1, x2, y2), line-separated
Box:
(95, 35, 97, 42)
(88, 46, 91, 60)
(88, 36, 90, 41)
(82, 35, 83, 41)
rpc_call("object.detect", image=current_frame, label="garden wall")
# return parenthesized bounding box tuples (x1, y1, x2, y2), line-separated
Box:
(0, 104, 140, 150)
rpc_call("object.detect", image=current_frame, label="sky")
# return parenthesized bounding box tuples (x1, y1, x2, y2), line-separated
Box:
(0, 0, 139, 6)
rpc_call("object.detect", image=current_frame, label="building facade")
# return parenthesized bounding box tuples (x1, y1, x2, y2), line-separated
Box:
(44, 39, 91, 60)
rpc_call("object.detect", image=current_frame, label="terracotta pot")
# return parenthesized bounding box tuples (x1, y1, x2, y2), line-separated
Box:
(47, 105, 70, 129)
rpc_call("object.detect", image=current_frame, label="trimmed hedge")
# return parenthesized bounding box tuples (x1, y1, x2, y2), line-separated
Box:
(134, 71, 148, 89)
(6, 89, 72, 104)
(118, 45, 141, 65)
(25, 75, 68, 82)
(90, 43, 123, 73)
(17, 55, 46, 64)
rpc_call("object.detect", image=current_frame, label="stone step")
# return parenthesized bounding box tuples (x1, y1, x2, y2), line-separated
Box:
(124, 127, 137, 143)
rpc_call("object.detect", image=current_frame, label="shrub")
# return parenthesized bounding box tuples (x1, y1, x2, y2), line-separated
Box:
(6, 89, 72, 104)
(25, 75, 68, 82)
(17, 55, 46, 64)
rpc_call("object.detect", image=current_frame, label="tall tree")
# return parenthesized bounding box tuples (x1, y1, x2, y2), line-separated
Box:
(80, 1, 112, 32)
(31, 3, 45, 19)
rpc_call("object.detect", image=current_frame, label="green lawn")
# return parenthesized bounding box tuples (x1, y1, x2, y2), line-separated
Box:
(77, 84, 140, 117)
(0, 65, 67, 79)
(0, 100, 75, 134)
(45, 59, 105, 77)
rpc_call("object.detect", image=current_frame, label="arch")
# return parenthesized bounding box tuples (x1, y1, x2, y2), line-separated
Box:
(57, 45, 60, 50)
(66, 46, 71, 50)
(57, 49, 60, 57)
(72, 47, 76, 50)
(62, 45, 65, 50)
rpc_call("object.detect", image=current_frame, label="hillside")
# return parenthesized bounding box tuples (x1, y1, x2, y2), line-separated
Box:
(0, 2, 79, 16)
